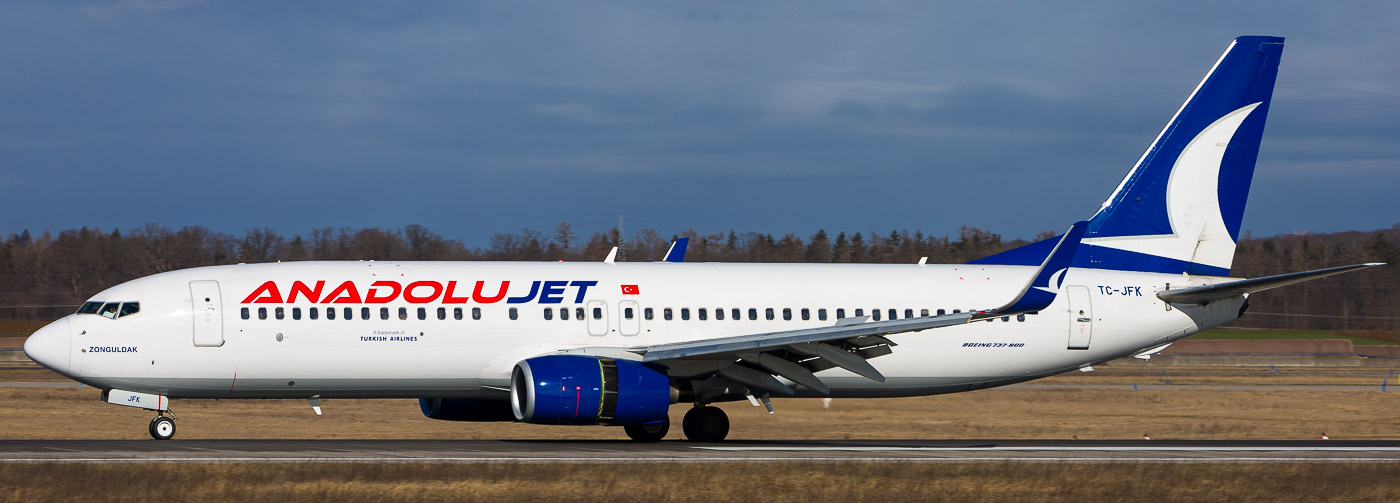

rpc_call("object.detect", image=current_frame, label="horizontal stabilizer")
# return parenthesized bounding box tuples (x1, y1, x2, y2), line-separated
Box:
(1157, 263, 1385, 304)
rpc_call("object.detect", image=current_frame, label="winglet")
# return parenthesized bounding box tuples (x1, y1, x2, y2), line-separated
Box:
(603, 247, 618, 264)
(980, 220, 1088, 318)
(662, 238, 689, 263)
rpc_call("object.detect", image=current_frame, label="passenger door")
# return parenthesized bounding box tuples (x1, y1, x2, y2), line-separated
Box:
(190, 281, 225, 347)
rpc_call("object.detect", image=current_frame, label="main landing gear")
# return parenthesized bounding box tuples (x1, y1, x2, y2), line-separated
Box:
(623, 420, 670, 442)
(682, 405, 729, 442)
(621, 405, 730, 442)
(148, 411, 177, 440)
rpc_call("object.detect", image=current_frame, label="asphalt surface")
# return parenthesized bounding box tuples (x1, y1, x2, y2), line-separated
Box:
(1, 439, 1397, 463)
(3, 381, 1393, 391)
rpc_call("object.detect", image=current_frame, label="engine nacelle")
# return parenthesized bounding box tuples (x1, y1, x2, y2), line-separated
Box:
(511, 355, 673, 426)
(419, 398, 516, 422)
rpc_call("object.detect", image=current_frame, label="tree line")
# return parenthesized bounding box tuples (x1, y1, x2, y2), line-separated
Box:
(1, 222, 1395, 330)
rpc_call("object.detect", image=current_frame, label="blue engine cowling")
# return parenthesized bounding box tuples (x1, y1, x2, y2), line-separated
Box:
(510, 355, 673, 426)
(419, 398, 516, 422)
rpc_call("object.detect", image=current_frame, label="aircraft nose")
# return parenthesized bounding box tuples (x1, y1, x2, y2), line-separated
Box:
(24, 318, 71, 374)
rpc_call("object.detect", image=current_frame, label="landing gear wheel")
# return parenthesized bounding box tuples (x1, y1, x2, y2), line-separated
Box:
(682, 406, 729, 442)
(624, 420, 670, 442)
(149, 416, 176, 440)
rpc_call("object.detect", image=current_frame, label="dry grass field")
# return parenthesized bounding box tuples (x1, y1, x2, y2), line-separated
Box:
(6, 320, 1400, 501)
(3, 461, 1399, 503)
(2, 365, 1399, 441)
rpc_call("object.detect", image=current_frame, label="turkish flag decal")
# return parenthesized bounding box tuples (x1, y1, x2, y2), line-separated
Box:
(621, 285, 640, 295)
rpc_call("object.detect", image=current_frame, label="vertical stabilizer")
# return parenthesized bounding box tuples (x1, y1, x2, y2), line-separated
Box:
(1081, 36, 1284, 276)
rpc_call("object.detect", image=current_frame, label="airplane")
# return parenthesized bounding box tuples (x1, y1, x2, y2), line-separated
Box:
(23, 36, 1383, 442)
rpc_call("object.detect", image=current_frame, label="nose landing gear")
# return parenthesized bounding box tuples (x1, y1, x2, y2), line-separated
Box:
(148, 410, 178, 440)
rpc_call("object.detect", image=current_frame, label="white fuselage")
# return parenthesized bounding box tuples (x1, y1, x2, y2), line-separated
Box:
(31, 260, 1242, 401)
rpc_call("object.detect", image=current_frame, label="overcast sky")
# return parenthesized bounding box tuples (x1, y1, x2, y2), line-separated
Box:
(3, 1, 1397, 246)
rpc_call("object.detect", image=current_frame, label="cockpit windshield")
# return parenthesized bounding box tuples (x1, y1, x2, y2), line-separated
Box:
(77, 301, 140, 319)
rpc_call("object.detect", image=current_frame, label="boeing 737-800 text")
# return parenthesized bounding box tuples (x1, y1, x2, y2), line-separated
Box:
(23, 36, 1383, 441)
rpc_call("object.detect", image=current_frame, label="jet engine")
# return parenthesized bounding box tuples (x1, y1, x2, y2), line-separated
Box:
(418, 398, 516, 421)
(510, 355, 674, 426)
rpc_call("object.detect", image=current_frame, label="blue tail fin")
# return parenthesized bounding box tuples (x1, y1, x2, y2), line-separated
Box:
(976, 36, 1284, 276)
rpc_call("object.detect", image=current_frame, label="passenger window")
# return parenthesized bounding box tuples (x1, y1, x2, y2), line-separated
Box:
(381, 308, 391, 320)
(905, 309, 914, 319)
(417, 307, 426, 320)
(509, 308, 518, 320)
(624, 307, 634, 320)
(732, 308, 741, 321)
(310, 307, 319, 320)
(118, 302, 140, 318)
(101, 302, 120, 319)
(575, 307, 585, 321)
(258, 307, 267, 320)
(544, 308, 554, 320)
(592, 307, 602, 320)
(292, 308, 302, 320)
(397, 307, 407, 320)
(748, 308, 757, 321)
(664, 308, 673, 321)
(1002, 316, 1010, 322)
(78, 301, 104, 315)
(854, 309, 864, 317)
(889, 309, 898, 320)
(952, 309, 961, 314)
(1017, 314, 1026, 322)
(560, 307, 570, 320)
(361, 307, 370, 320)
(765, 308, 774, 321)
(782, 308, 791, 321)
(836, 308, 845, 319)
(921, 309, 930, 317)
(801, 308, 810, 321)
(241, 307, 250, 320)
(344, 307, 353, 320)
(327, 307, 336, 320)
(818, 308, 827, 321)
(454, 307, 463, 320)
(437, 307, 446, 320)
(715, 308, 725, 321)
(681, 308, 690, 321)
(871, 309, 881, 321)
(644, 308, 653, 320)
(473, 307, 482, 320)
(938, 309, 946, 316)
(698, 308, 707, 321)
(272, 306, 281, 320)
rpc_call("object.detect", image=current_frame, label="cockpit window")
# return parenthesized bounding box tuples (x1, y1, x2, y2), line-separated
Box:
(80, 301, 140, 318)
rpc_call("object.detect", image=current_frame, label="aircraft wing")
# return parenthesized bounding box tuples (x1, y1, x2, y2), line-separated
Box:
(1157, 262, 1384, 305)
(577, 221, 1088, 399)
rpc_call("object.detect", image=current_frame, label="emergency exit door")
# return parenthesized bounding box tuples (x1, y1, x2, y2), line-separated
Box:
(618, 300, 640, 336)
(190, 281, 225, 347)
(1066, 285, 1092, 350)
(586, 300, 608, 336)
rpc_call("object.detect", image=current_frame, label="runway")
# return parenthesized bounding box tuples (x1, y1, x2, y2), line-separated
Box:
(2, 439, 1398, 463)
